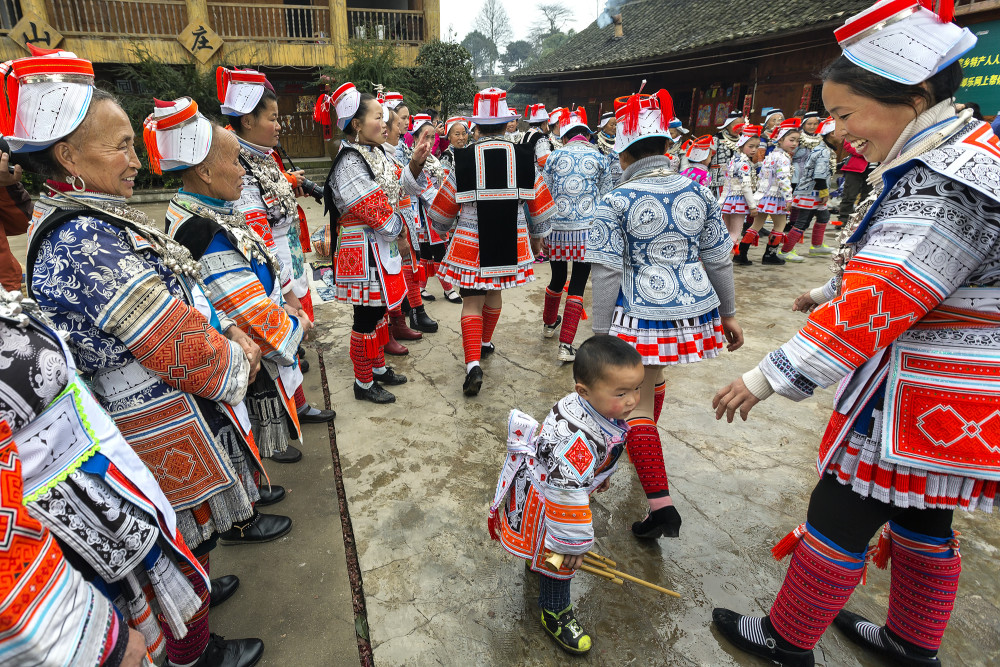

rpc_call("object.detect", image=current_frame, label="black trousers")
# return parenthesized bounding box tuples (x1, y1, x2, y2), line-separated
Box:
(806, 474, 954, 553)
(839, 171, 867, 218)
(353, 304, 386, 334)
(547, 260, 591, 297)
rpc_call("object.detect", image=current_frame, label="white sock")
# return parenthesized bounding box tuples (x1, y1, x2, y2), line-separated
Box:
(373, 366, 387, 375)
(356, 379, 373, 389)
(466, 361, 480, 373)
(168, 659, 198, 667)
(298, 404, 322, 416)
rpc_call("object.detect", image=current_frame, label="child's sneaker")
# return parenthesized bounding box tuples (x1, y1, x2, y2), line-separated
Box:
(778, 249, 806, 263)
(541, 605, 592, 655)
(557, 343, 576, 362)
(809, 244, 835, 255)
(542, 316, 562, 338)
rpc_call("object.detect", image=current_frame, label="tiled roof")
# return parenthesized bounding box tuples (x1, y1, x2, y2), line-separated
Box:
(512, 0, 870, 79)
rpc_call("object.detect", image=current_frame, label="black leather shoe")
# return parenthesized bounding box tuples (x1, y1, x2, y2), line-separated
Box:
(409, 306, 439, 333)
(712, 609, 815, 667)
(256, 484, 286, 507)
(297, 407, 337, 423)
(219, 512, 292, 545)
(188, 633, 264, 667)
(463, 365, 484, 396)
(373, 367, 407, 385)
(481, 342, 496, 357)
(297, 346, 306, 359)
(833, 610, 941, 665)
(209, 575, 240, 608)
(354, 381, 396, 404)
(299, 358, 310, 373)
(268, 444, 302, 463)
(632, 505, 682, 539)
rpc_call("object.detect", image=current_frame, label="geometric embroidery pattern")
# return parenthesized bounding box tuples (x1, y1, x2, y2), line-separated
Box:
(554, 431, 596, 484)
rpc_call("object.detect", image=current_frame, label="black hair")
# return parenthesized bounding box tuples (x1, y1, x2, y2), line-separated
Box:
(21, 88, 120, 179)
(821, 55, 963, 112)
(421, 108, 440, 122)
(961, 101, 984, 120)
(573, 335, 642, 386)
(622, 135, 668, 161)
(342, 93, 379, 139)
(476, 122, 507, 136)
(563, 126, 591, 141)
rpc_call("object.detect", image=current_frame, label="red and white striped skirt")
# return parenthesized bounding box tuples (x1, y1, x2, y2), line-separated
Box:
(546, 229, 588, 262)
(610, 305, 725, 366)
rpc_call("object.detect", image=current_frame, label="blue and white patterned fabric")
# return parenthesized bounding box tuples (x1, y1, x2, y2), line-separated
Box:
(542, 140, 613, 232)
(586, 155, 736, 321)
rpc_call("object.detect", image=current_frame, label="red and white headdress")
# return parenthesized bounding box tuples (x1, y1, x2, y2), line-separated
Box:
(216, 66, 268, 117)
(558, 106, 589, 138)
(445, 116, 468, 136)
(613, 89, 674, 153)
(769, 117, 802, 142)
(818, 116, 837, 136)
(737, 124, 763, 147)
(142, 97, 213, 174)
(332, 82, 361, 131)
(411, 113, 434, 135)
(383, 91, 404, 110)
(524, 103, 549, 124)
(683, 135, 717, 162)
(0, 45, 95, 153)
(835, 0, 975, 85)
(467, 87, 519, 124)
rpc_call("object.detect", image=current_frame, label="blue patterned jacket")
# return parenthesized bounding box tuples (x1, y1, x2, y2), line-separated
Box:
(541, 140, 613, 232)
(587, 155, 735, 321)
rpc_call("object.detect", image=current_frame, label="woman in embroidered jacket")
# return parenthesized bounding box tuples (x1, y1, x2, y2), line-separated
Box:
(17, 49, 270, 667)
(540, 106, 613, 363)
(711, 3, 1000, 665)
(147, 98, 306, 487)
(587, 88, 743, 541)
(219, 67, 335, 438)
(427, 87, 556, 397)
(325, 83, 433, 404)
(0, 293, 203, 665)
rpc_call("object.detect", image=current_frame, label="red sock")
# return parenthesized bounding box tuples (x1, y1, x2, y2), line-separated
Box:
(767, 231, 785, 247)
(782, 228, 804, 253)
(811, 223, 827, 246)
(885, 528, 961, 651)
(350, 331, 373, 383)
(298, 289, 314, 322)
(482, 304, 501, 344)
(653, 381, 665, 423)
(293, 386, 306, 410)
(625, 417, 670, 496)
(769, 525, 866, 650)
(418, 260, 429, 288)
(461, 315, 483, 364)
(542, 287, 562, 326)
(559, 296, 584, 344)
(163, 554, 211, 665)
(425, 260, 437, 278)
(741, 228, 759, 246)
(405, 267, 423, 308)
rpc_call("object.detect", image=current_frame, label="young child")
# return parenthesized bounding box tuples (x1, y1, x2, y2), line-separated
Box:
(719, 124, 762, 247)
(711, 110, 744, 197)
(736, 118, 801, 266)
(782, 115, 838, 261)
(488, 335, 643, 655)
(679, 135, 717, 186)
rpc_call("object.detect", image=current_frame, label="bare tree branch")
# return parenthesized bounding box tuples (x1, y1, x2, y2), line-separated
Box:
(474, 0, 513, 73)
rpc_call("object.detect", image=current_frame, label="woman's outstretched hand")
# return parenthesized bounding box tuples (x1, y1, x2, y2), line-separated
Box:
(713, 378, 760, 423)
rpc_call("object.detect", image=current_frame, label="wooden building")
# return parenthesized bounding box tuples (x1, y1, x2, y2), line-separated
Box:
(511, 0, 1000, 133)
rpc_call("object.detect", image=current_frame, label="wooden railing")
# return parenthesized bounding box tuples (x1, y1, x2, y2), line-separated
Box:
(208, 3, 331, 41)
(347, 9, 423, 44)
(955, 0, 1000, 14)
(0, 0, 20, 31)
(46, 0, 188, 37)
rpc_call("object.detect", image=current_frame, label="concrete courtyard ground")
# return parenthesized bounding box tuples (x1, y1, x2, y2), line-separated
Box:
(9, 198, 1000, 666)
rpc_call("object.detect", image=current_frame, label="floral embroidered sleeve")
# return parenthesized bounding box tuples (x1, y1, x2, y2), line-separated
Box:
(697, 186, 737, 317)
(332, 150, 403, 241)
(745, 168, 1000, 401)
(428, 169, 461, 236)
(32, 217, 249, 406)
(777, 153, 793, 200)
(233, 175, 291, 290)
(526, 175, 555, 238)
(585, 197, 625, 268)
(738, 159, 756, 207)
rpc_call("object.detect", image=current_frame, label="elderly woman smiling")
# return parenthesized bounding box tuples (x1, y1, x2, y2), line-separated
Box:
(20, 55, 269, 666)
(711, 2, 1000, 666)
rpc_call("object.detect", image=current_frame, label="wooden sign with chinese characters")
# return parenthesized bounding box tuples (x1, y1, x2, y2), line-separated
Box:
(178, 21, 223, 63)
(9, 14, 63, 53)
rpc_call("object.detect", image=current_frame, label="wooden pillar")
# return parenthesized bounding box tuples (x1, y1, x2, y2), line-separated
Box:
(186, 0, 209, 25)
(423, 0, 439, 43)
(329, 0, 348, 64)
(19, 0, 48, 19)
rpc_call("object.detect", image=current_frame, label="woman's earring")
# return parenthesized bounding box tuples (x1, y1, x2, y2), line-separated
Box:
(66, 174, 86, 192)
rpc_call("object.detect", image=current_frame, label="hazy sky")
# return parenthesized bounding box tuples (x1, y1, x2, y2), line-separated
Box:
(439, 0, 600, 43)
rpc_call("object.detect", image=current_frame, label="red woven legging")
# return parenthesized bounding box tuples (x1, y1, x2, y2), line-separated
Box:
(461, 315, 483, 364)
(162, 553, 211, 665)
(625, 417, 670, 496)
(482, 305, 501, 344)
